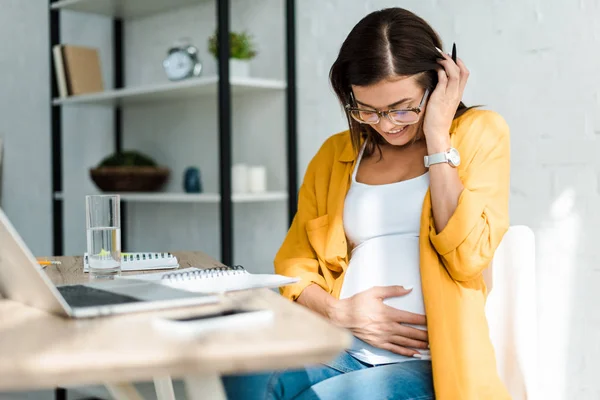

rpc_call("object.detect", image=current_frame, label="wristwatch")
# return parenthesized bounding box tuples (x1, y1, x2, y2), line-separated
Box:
(424, 148, 461, 168)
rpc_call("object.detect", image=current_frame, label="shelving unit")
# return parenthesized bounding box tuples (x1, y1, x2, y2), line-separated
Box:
(49, 0, 298, 271)
(54, 191, 288, 203)
(51, 0, 205, 19)
(52, 76, 286, 106)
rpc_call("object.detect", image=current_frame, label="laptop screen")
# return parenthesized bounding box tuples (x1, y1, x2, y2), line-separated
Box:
(0, 208, 71, 317)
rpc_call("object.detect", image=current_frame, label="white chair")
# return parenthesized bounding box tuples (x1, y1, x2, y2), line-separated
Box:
(484, 225, 539, 400)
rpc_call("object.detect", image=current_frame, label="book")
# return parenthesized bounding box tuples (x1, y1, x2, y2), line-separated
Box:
(83, 252, 179, 272)
(53, 45, 104, 96)
(52, 45, 68, 98)
(119, 265, 300, 294)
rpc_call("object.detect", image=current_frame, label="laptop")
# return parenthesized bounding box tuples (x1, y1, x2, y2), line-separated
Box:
(0, 208, 219, 318)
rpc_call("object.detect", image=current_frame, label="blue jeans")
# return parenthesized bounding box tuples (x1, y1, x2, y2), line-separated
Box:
(221, 351, 434, 400)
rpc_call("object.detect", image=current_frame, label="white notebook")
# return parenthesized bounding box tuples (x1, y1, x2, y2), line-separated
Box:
(83, 252, 179, 272)
(120, 265, 300, 294)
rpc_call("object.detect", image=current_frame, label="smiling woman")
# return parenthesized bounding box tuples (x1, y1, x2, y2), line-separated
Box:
(223, 7, 511, 400)
(330, 13, 474, 159)
(346, 85, 430, 145)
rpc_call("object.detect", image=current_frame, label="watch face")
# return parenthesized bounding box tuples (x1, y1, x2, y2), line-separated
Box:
(163, 50, 194, 81)
(448, 148, 461, 166)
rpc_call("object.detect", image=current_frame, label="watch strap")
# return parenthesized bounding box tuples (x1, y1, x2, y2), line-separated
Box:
(424, 152, 448, 167)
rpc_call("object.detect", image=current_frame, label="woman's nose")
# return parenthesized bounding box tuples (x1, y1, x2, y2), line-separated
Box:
(378, 114, 396, 132)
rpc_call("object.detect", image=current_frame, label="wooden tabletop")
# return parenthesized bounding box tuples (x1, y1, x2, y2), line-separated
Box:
(42, 251, 226, 286)
(0, 252, 352, 391)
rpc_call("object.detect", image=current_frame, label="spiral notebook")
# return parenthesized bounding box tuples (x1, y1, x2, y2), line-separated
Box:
(83, 252, 179, 272)
(120, 265, 300, 294)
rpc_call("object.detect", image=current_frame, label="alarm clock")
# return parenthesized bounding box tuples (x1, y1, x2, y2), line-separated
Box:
(163, 41, 203, 81)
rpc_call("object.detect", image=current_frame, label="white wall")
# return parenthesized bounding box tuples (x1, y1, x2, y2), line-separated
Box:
(297, 1, 600, 399)
(0, 0, 52, 256)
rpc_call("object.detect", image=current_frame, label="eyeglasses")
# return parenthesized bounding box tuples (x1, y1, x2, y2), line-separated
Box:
(345, 89, 430, 126)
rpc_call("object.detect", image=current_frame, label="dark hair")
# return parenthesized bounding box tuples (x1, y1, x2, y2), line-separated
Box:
(329, 7, 472, 156)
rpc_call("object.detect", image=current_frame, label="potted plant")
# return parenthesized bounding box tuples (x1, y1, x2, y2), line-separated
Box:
(89, 151, 170, 192)
(208, 30, 257, 77)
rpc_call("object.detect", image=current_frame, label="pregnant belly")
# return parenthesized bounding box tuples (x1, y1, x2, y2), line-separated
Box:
(339, 235, 426, 316)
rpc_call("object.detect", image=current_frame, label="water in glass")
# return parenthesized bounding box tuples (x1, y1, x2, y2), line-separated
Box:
(87, 226, 121, 275)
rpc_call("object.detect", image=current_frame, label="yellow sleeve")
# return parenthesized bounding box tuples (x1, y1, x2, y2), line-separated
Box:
(274, 142, 332, 301)
(429, 111, 510, 282)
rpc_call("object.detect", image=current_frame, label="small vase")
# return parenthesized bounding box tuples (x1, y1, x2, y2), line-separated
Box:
(229, 59, 250, 77)
(183, 167, 202, 193)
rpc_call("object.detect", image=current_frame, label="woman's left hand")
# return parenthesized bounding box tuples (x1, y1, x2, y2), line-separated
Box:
(422, 50, 470, 144)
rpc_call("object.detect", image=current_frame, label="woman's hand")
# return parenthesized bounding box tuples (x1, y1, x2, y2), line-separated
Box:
(423, 49, 470, 148)
(329, 286, 428, 357)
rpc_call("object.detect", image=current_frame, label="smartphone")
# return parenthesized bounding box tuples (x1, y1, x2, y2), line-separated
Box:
(153, 308, 274, 336)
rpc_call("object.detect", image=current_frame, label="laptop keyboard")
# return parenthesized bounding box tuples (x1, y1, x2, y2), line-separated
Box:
(57, 285, 141, 308)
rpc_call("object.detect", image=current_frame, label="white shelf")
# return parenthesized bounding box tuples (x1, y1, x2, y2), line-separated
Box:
(54, 191, 288, 203)
(51, 0, 204, 19)
(52, 77, 287, 107)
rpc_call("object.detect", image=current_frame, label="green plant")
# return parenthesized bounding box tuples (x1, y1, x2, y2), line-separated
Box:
(97, 151, 157, 168)
(208, 30, 257, 60)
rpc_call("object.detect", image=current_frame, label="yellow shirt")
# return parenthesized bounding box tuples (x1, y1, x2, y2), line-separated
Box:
(274, 108, 512, 399)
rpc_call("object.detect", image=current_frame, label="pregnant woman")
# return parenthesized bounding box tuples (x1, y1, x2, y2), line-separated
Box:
(223, 7, 511, 400)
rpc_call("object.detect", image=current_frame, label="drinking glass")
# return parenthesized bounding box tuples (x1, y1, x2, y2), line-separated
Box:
(85, 194, 121, 276)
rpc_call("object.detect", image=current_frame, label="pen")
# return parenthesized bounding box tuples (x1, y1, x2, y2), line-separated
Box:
(451, 42, 457, 63)
(37, 260, 62, 266)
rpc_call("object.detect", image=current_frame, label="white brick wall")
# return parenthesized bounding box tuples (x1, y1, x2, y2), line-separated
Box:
(0, 0, 52, 256)
(297, 1, 600, 398)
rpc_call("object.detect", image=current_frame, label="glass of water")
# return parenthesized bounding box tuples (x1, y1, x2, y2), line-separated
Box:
(86, 194, 121, 276)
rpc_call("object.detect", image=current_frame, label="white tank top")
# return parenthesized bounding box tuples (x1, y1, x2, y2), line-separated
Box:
(340, 144, 430, 365)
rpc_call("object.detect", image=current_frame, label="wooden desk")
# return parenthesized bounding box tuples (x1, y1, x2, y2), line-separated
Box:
(0, 252, 352, 399)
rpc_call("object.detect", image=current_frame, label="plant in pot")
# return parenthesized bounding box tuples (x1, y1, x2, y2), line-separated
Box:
(208, 30, 257, 77)
(90, 151, 170, 192)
